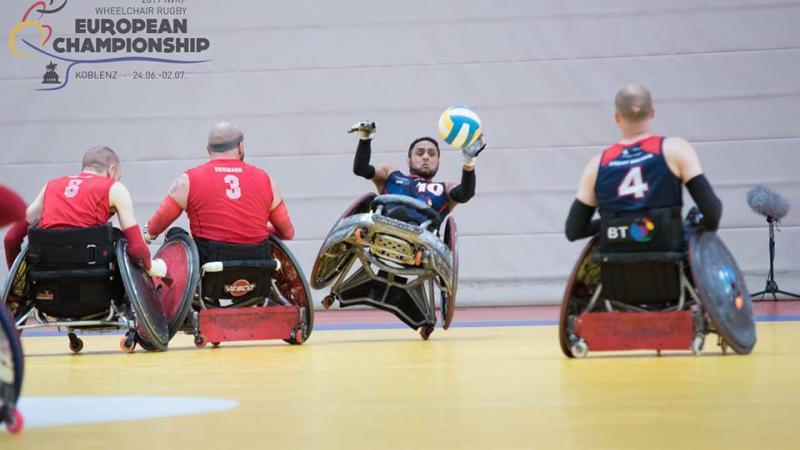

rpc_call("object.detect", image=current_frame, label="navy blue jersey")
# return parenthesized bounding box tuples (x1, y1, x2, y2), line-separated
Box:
(383, 171, 449, 222)
(595, 136, 682, 214)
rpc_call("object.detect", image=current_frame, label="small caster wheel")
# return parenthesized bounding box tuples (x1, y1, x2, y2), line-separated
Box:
(291, 327, 305, 345)
(321, 294, 335, 310)
(68, 333, 84, 354)
(419, 325, 434, 341)
(5, 407, 23, 434)
(194, 335, 207, 349)
(691, 335, 704, 356)
(120, 333, 136, 353)
(211, 342, 221, 348)
(719, 337, 729, 355)
(570, 340, 589, 358)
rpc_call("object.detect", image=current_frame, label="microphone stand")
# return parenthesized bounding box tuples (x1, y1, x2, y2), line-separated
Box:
(752, 216, 800, 301)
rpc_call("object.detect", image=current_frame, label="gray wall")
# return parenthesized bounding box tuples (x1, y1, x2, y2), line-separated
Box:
(2, 0, 799, 305)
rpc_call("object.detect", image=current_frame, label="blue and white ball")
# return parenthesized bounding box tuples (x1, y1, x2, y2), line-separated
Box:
(438, 106, 482, 149)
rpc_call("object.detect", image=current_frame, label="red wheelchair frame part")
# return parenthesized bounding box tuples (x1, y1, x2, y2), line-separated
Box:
(198, 306, 300, 343)
(574, 311, 694, 351)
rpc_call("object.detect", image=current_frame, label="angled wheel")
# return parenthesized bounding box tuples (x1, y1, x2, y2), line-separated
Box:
(271, 235, 314, 345)
(559, 237, 600, 358)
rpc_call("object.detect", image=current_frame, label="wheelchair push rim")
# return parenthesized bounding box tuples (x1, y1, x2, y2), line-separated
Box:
(154, 229, 201, 339)
(117, 239, 170, 351)
(270, 235, 314, 344)
(559, 237, 600, 358)
(688, 230, 756, 355)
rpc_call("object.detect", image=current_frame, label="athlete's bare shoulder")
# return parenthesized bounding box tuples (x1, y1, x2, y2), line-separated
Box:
(662, 136, 702, 182)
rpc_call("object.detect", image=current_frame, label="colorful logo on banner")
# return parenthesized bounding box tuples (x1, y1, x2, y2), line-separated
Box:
(8, 1, 211, 91)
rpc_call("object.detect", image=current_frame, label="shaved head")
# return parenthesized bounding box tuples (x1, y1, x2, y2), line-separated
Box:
(208, 121, 244, 152)
(81, 145, 119, 172)
(615, 83, 654, 122)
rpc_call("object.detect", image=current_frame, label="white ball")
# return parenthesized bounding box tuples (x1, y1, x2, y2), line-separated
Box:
(438, 106, 482, 149)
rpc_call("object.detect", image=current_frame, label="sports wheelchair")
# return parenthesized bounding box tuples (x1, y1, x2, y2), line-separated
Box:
(1, 224, 198, 354)
(183, 231, 313, 348)
(310, 193, 458, 340)
(559, 207, 756, 357)
(1, 304, 23, 433)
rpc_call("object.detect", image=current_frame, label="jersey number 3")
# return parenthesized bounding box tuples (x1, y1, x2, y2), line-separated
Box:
(617, 167, 649, 199)
(224, 175, 241, 200)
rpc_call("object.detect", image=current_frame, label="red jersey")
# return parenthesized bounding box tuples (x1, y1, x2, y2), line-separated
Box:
(39, 173, 115, 229)
(185, 159, 274, 244)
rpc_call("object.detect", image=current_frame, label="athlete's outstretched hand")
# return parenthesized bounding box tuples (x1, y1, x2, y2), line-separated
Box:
(462, 134, 486, 167)
(348, 121, 376, 140)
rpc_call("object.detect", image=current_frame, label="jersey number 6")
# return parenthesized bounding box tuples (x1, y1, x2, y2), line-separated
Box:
(224, 175, 241, 200)
(617, 166, 649, 199)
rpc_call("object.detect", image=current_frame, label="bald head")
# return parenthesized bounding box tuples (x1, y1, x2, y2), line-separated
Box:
(81, 145, 119, 172)
(208, 121, 244, 152)
(615, 84, 654, 122)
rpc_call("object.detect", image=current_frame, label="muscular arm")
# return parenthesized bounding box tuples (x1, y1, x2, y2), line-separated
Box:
(664, 137, 722, 230)
(109, 182, 153, 270)
(146, 173, 188, 239)
(25, 187, 46, 224)
(565, 155, 601, 241)
(352, 138, 394, 193)
(268, 178, 295, 240)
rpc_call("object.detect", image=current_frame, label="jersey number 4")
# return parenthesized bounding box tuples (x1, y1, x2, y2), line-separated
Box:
(224, 175, 241, 200)
(617, 167, 649, 199)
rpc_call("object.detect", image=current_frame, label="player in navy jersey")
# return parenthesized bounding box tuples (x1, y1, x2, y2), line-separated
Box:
(349, 121, 482, 224)
(565, 83, 722, 241)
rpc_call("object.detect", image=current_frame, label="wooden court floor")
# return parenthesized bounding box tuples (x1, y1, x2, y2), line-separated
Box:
(2, 305, 800, 450)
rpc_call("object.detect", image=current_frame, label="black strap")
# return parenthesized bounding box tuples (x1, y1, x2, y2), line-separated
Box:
(209, 134, 244, 152)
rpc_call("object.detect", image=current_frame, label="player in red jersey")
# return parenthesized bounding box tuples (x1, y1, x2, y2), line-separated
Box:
(144, 121, 295, 247)
(4, 146, 164, 275)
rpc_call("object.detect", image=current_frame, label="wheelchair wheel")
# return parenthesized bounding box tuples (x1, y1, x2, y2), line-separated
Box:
(270, 235, 314, 345)
(310, 192, 376, 289)
(1, 248, 30, 335)
(559, 237, 600, 358)
(688, 230, 756, 355)
(441, 216, 458, 329)
(1, 300, 24, 432)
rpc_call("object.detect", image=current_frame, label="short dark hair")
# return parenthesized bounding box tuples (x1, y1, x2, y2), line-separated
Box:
(407, 137, 440, 157)
(81, 145, 119, 172)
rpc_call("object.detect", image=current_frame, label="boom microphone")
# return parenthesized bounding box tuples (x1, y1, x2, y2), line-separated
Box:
(747, 185, 789, 220)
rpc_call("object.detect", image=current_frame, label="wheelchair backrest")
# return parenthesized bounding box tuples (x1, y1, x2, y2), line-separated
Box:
(196, 238, 273, 300)
(26, 223, 123, 318)
(595, 207, 685, 304)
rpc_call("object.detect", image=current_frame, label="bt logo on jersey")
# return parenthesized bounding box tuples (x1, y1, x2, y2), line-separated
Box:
(606, 218, 655, 242)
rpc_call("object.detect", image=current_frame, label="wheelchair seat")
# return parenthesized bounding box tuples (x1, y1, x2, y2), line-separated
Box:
(592, 207, 685, 306)
(26, 224, 124, 319)
(195, 238, 276, 305)
(188, 234, 313, 348)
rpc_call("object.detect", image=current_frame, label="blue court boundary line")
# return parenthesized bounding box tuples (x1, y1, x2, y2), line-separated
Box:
(19, 315, 800, 337)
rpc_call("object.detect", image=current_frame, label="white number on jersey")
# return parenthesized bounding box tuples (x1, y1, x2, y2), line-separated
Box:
(617, 166, 649, 199)
(64, 179, 84, 198)
(224, 175, 241, 200)
(416, 182, 445, 196)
